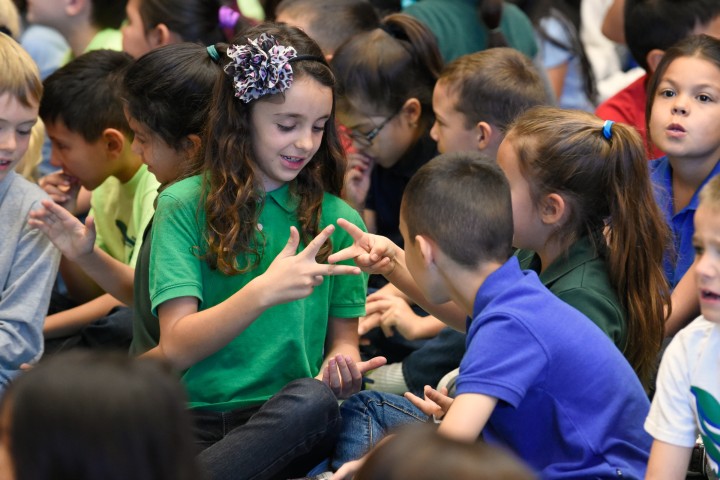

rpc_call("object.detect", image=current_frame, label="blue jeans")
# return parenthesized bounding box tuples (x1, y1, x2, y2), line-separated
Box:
(330, 391, 428, 471)
(194, 378, 340, 480)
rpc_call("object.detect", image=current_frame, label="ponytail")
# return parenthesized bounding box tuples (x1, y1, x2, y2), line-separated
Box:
(508, 106, 671, 389)
(331, 13, 442, 128)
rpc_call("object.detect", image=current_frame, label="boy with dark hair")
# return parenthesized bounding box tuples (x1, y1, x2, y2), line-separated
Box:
(595, 0, 720, 158)
(39, 49, 159, 350)
(26, 0, 125, 61)
(328, 152, 653, 478)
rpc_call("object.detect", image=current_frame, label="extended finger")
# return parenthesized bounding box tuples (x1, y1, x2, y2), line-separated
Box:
(315, 263, 361, 276)
(277, 226, 300, 258)
(327, 357, 341, 393)
(357, 355, 387, 374)
(424, 386, 454, 411)
(404, 391, 439, 416)
(336, 218, 367, 242)
(301, 224, 335, 258)
(327, 245, 364, 264)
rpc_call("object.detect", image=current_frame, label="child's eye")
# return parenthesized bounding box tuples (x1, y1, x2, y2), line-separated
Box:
(694, 244, 705, 256)
(277, 124, 295, 132)
(17, 129, 31, 136)
(312, 125, 326, 133)
(697, 94, 713, 102)
(659, 89, 675, 98)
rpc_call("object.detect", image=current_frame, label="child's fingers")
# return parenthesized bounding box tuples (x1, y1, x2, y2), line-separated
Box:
(358, 313, 382, 334)
(276, 226, 300, 258)
(357, 355, 387, 374)
(314, 263, 361, 277)
(424, 386, 454, 411)
(301, 224, 335, 259)
(336, 218, 366, 241)
(327, 245, 362, 264)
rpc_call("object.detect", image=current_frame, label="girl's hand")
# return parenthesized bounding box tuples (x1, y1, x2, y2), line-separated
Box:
(405, 385, 453, 420)
(328, 218, 397, 276)
(28, 199, 96, 261)
(260, 225, 361, 306)
(319, 354, 387, 399)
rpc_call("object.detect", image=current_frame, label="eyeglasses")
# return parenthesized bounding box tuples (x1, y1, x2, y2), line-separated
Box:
(348, 108, 400, 147)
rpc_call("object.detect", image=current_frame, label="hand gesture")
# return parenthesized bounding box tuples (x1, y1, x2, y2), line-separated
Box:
(28, 199, 96, 261)
(360, 293, 423, 338)
(343, 152, 373, 210)
(38, 171, 80, 214)
(327, 218, 398, 276)
(405, 385, 453, 420)
(320, 354, 387, 399)
(261, 225, 361, 306)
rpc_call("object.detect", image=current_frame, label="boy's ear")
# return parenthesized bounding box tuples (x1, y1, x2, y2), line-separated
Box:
(102, 128, 126, 158)
(402, 98, 422, 128)
(646, 49, 665, 73)
(415, 234, 437, 267)
(539, 193, 566, 226)
(475, 121, 496, 151)
(146, 23, 172, 49)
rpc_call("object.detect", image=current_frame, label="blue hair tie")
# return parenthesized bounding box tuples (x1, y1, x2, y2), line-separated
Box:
(602, 120, 614, 140)
(206, 45, 220, 63)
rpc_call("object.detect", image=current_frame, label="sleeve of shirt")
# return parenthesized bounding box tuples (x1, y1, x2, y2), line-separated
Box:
(0, 202, 60, 387)
(149, 187, 204, 316)
(325, 199, 368, 319)
(538, 16, 573, 69)
(455, 313, 547, 407)
(644, 334, 698, 448)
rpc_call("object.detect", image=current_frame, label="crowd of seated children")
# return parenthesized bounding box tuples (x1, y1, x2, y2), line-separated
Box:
(3, 0, 720, 479)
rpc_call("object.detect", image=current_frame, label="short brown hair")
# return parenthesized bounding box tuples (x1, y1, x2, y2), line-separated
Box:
(402, 151, 513, 267)
(439, 48, 548, 132)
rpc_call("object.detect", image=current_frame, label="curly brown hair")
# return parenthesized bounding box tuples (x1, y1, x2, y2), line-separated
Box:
(202, 23, 345, 275)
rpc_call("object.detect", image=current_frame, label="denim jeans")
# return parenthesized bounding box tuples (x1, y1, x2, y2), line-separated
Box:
(330, 391, 428, 471)
(193, 378, 341, 480)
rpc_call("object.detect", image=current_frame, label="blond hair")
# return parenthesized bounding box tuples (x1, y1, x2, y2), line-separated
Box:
(0, 32, 42, 107)
(699, 174, 720, 211)
(15, 118, 44, 182)
(0, 0, 20, 39)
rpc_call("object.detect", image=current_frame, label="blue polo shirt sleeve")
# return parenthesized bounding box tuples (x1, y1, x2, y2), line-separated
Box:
(456, 313, 548, 407)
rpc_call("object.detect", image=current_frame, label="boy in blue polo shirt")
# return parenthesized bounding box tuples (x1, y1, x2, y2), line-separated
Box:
(328, 152, 653, 479)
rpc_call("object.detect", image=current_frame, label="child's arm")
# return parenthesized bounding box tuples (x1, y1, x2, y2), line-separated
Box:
(665, 262, 700, 337)
(329, 218, 468, 331)
(28, 199, 135, 304)
(645, 440, 693, 480)
(43, 293, 125, 339)
(154, 225, 362, 371)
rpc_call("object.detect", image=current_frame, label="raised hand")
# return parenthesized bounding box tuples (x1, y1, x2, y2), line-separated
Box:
(405, 385, 453, 420)
(38, 171, 80, 214)
(327, 218, 398, 275)
(260, 225, 361, 306)
(28, 199, 96, 261)
(320, 354, 387, 399)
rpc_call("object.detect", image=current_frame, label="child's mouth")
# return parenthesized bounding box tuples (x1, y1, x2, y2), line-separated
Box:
(701, 289, 720, 300)
(281, 155, 304, 164)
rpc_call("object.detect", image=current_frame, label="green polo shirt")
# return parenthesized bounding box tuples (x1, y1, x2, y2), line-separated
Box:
(149, 175, 368, 411)
(404, 0, 538, 62)
(516, 236, 627, 351)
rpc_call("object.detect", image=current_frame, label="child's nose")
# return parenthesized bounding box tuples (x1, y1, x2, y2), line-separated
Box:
(0, 129, 16, 152)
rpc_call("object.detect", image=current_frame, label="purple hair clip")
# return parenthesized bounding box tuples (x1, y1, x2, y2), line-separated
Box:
(224, 33, 298, 103)
(218, 5, 241, 30)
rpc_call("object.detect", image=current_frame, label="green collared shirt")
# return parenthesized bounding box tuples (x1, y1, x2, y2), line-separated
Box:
(516, 237, 627, 351)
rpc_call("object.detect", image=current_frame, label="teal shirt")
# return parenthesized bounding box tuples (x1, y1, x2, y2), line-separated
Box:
(516, 237, 627, 351)
(404, 0, 538, 62)
(149, 176, 368, 411)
